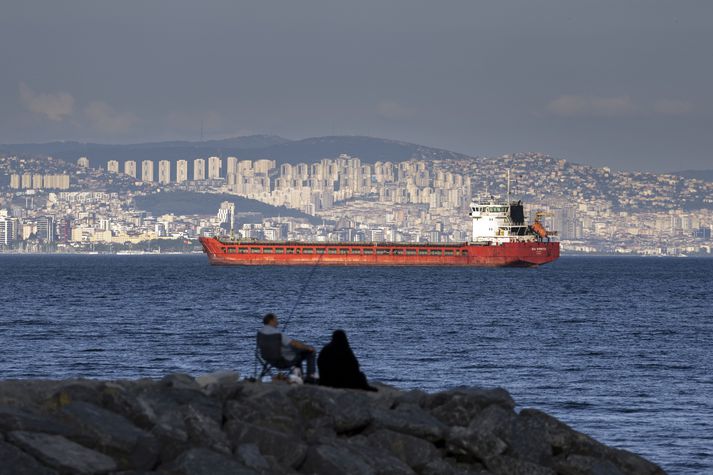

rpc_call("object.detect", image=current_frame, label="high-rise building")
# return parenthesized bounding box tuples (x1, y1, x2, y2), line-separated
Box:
(176, 160, 188, 183)
(158, 160, 171, 184)
(125, 160, 137, 178)
(10, 174, 20, 189)
(32, 174, 43, 189)
(141, 160, 154, 182)
(208, 156, 222, 179)
(254, 159, 275, 174)
(21, 173, 32, 189)
(36, 216, 55, 243)
(77, 157, 90, 168)
(194, 158, 206, 181)
(0, 216, 19, 246)
(43, 174, 70, 190)
(107, 160, 119, 173)
(58, 217, 73, 243)
(226, 156, 238, 176)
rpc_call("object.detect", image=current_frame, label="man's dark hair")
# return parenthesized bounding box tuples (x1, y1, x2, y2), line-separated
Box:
(263, 313, 277, 325)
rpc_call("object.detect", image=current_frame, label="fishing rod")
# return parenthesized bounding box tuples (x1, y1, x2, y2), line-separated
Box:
(252, 252, 324, 380)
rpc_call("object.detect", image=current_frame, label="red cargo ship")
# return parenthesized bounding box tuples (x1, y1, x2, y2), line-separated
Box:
(199, 195, 559, 267)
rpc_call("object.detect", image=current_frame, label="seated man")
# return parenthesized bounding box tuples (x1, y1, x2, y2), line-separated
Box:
(258, 313, 317, 383)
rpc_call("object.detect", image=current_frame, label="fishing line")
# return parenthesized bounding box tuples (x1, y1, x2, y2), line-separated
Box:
(281, 251, 324, 332)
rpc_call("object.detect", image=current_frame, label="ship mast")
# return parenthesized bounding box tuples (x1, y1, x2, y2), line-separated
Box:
(229, 202, 235, 240)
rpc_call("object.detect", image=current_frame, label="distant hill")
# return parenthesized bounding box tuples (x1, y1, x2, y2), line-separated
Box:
(0, 135, 474, 169)
(671, 170, 713, 183)
(134, 191, 321, 224)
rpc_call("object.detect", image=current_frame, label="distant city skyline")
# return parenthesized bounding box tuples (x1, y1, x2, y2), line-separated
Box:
(1, 1, 712, 172)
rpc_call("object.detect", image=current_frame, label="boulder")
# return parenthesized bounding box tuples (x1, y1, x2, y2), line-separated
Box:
(555, 453, 626, 475)
(420, 457, 491, 475)
(225, 420, 308, 469)
(195, 370, 241, 398)
(236, 443, 271, 472)
(46, 380, 108, 409)
(370, 403, 446, 442)
(485, 455, 556, 475)
(59, 401, 159, 469)
(183, 404, 231, 454)
(160, 447, 256, 475)
(299, 444, 376, 475)
(426, 388, 515, 427)
(288, 386, 372, 434)
(226, 391, 304, 437)
(7, 430, 117, 474)
(446, 426, 508, 462)
(339, 437, 416, 475)
(0, 405, 78, 437)
(0, 439, 58, 475)
(512, 410, 665, 475)
(467, 404, 517, 442)
(393, 389, 428, 408)
(367, 428, 441, 470)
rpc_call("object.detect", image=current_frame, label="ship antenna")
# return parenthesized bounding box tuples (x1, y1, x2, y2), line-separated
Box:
(507, 169, 511, 204)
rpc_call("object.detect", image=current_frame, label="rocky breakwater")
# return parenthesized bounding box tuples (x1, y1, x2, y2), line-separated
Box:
(0, 372, 665, 475)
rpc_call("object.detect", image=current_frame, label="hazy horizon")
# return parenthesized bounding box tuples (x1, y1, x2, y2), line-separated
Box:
(2, 1, 712, 172)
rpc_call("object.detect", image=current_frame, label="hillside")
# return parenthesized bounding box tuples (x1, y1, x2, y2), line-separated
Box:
(672, 169, 713, 183)
(0, 135, 473, 168)
(134, 192, 321, 224)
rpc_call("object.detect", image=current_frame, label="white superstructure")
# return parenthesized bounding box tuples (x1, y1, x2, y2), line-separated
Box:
(469, 196, 535, 244)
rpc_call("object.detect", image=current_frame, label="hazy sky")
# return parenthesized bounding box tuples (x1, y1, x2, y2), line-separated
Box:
(1, 1, 712, 171)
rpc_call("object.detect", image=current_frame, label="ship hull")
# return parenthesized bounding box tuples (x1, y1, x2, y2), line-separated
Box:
(199, 237, 559, 267)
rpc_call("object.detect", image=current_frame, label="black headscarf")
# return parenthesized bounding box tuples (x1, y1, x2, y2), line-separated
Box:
(318, 330, 374, 391)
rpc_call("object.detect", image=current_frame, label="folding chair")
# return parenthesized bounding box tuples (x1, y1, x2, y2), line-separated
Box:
(256, 332, 297, 380)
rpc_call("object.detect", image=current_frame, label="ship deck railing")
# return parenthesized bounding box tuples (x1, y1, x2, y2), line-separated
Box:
(212, 236, 543, 247)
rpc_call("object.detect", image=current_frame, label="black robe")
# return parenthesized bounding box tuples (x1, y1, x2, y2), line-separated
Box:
(318, 331, 376, 391)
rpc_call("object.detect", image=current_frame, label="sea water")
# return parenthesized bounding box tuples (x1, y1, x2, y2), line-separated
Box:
(0, 254, 711, 473)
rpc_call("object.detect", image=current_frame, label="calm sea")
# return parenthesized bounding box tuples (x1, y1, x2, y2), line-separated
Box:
(0, 254, 711, 473)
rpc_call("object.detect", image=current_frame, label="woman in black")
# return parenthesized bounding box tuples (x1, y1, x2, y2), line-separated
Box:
(318, 330, 376, 391)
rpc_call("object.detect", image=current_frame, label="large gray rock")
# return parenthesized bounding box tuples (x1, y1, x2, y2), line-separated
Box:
(236, 443, 271, 472)
(0, 439, 58, 475)
(446, 426, 508, 462)
(160, 447, 256, 475)
(468, 404, 517, 442)
(195, 370, 241, 398)
(339, 437, 416, 475)
(420, 457, 491, 475)
(226, 390, 304, 437)
(368, 428, 441, 470)
(426, 388, 515, 427)
(7, 431, 117, 474)
(47, 380, 107, 409)
(371, 403, 446, 442)
(555, 453, 626, 475)
(226, 420, 308, 469)
(59, 401, 159, 469)
(485, 455, 556, 475)
(513, 410, 665, 475)
(288, 386, 373, 434)
(299, 444, 376, 475)
(0, 405, 78, 437)
(183, 404, 231, 454)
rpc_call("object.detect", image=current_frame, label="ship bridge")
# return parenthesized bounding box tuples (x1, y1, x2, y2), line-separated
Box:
(469, 196, 534, 244)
